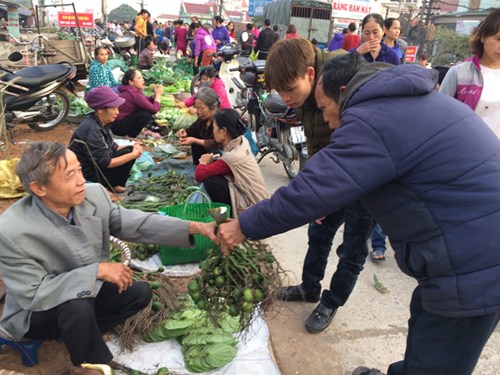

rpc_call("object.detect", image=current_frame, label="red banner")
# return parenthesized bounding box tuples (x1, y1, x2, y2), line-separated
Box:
(405, 45, 418, 63)
(57, 12, 94, 28)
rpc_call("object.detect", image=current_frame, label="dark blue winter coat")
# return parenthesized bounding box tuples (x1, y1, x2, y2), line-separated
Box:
(239, 63, 500, 318)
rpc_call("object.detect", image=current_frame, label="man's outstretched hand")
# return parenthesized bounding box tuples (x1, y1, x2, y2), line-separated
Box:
(218, 219, 246, 255)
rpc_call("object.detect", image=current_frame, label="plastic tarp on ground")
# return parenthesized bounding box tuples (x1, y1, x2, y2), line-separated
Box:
(262, 0, 331, 26)
(108, 315, 281, 375)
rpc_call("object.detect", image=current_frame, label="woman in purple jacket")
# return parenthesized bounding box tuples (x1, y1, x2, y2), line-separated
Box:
(355, 13, 400, 65)
(193, 22, 216, 69)
(110, 69, 163, 138)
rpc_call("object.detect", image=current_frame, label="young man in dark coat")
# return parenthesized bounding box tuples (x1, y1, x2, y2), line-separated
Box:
(254, 38, 375, 334)
(219, 53, 500, 375)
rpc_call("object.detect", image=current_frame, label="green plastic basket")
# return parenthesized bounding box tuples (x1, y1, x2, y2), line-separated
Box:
(158, 188, 230, 265)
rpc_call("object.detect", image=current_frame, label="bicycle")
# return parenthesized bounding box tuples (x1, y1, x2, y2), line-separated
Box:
(8, 34, 51, 67)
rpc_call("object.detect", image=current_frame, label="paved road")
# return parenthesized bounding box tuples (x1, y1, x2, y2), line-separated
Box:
(257, 155, 500, 375)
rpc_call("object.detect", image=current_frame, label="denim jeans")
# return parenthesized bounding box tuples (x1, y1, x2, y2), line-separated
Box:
(301, 200, 375, 309)
(371, 223, 387, 253)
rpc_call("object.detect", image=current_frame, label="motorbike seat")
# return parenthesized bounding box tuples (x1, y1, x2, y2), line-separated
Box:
(1, 65, 71, 91)
(236, 56, 251, 67)
(264, 93, 296, 120)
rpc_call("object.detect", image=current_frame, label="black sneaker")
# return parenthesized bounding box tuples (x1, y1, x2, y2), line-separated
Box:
(275, 285, 320, 303)
(305, 302, 337, 333)
(352, 367, 385, 375)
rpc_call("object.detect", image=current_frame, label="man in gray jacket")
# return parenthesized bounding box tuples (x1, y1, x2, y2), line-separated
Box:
(0, 142, 217, 375)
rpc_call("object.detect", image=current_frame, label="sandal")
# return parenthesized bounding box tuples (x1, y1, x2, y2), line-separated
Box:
(371, 249, 386, 263)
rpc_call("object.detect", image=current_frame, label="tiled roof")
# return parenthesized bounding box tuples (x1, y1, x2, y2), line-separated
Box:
(155, 14, 181, 21)
(184, 2, 217, 15)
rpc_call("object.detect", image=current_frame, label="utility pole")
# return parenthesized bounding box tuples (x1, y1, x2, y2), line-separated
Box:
(137, 1, 147, 10)
(424, 0, 434, 27)
(102, 0, 107, 23)
(417, 0, 435, 55)
(39, 0, 46, 28)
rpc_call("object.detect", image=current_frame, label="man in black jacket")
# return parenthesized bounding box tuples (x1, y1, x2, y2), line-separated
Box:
(254, 19, 276, 59)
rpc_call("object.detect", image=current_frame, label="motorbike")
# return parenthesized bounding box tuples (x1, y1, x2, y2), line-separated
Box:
(190, 43, 250, 109)
(113, 36, 136, 66)
(190, 44, 307, 179)
(1, 52, 77, 141)
(233, 61, 308, 179)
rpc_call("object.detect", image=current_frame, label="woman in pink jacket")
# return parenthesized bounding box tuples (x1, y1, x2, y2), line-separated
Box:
(193, 22, 217, 69)
(179, 66, 231, 110)
(111, 69, 163, 138)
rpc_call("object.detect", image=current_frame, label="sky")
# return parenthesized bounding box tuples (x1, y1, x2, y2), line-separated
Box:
(32, 0, 205, 18)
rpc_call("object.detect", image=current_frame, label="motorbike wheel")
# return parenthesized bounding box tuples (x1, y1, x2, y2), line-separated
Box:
(249, 112, 258, 132)
(284, 158, 301, 179)
(190, 73, 201, 95)
(282, 129, 303, 180)
(27, 89, 70, 132)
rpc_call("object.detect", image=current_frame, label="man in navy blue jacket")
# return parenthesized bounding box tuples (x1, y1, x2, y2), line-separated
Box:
(219, 53, 500, 375)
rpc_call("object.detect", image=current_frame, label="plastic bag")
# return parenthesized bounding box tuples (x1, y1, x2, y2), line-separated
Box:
(244, 127, 259, 156)
(135, 151, 155, 171)
(0, 158, 27, 198)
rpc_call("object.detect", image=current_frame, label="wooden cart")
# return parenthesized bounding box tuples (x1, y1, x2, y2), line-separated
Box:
(42, 38, 89, 80)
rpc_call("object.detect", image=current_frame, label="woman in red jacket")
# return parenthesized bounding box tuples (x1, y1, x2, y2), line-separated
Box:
(110, 68, 163, 138)
(285, 24, 299, 40)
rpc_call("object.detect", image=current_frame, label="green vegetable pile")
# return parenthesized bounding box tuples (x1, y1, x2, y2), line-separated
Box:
(69, 96, 93, 117)
(132, 243, 160, 261)
(159, 94, 175, 108)
(155, 107, 182, 124)
(142, 60, 192, 92)
(122, 170, 190, 212)
(145, 295, 239, 373)
(109, 240, 160, 263)
(174, 57, 194, 75)
(172, 110, 198, 131)
(57, 31, 75, 40)
(189, 240, 283, 329)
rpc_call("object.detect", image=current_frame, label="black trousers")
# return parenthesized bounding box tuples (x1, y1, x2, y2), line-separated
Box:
(111, 110, 153, 138)
(204, 175, 231, 207)
(387, 285, 500, 375)
(302, 200, 375, 309)
(87, 146, 135, 188)
(24, 281, 152, 366)
(135, 36, 145, 53)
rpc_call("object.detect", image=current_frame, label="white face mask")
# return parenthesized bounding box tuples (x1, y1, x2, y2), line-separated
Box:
(200, 81, 211, 87)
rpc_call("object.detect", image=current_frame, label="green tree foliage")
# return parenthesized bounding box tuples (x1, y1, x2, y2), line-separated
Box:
(431, 27, 471, 66)
(108, 4, 138, 23)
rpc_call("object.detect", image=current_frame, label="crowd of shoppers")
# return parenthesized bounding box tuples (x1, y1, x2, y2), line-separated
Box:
(10, 8, 498, 375)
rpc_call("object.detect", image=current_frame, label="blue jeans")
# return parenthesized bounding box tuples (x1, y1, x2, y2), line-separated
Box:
(301, 200, 375, 309)
(371, 223, 387, 253)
